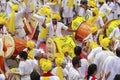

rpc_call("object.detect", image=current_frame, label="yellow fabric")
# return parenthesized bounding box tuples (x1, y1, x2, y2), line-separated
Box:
(71, 16, 85, 36)
(30, 2, 34, 11)
(42, 77, 50, 80)
(88, 1, 96, 8)
(90, 26, 98, 33)
(45, 16, 51, 23)
(87, 7, 99, 25)
(11, 5, 18, 11)
(55, 58, 63, 66)
(106, 20, 119, 36)
(99, 34, 104, 43)
(8, 11, 15, 34)
(100, 38, 110, 50)
(67, 0, 74, 8)
(24, 0, 28, 5)
(8, 5, 18, 34)
(39, 28, 48, 39)
(0, 19, 6, 25)
(56, 67, 64, 80)
(54, 53, 64, 59)
(39, 58, 47, 66)
(91, 42, 98, 50)
(99, 0, 104, 3)
(41, 60, 52, 73)
(52, 13, 61, 21)
(28, 49, 34, 59)
(26, 41, 34, 49)
(53, 36, 76, 58)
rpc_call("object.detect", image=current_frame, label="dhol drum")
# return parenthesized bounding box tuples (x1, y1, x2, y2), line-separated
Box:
(46, 36, 76, 58)
(2, 34, 27, 59)
(0, 39, 5, 73)
(71, 16, 91, 42)
(23, 18, 32, 35)
(104, 19, 119, 37)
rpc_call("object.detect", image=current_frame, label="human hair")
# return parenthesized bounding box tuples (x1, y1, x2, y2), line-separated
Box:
(87, 64, 97, 80)
(72, 57, 80, 67)
(74, 46, 82, 56)
(30, 70, 40, 80)
(116, 47, 120, 57)
(114, 74, 120, 80)
(19, 51, 28, 60)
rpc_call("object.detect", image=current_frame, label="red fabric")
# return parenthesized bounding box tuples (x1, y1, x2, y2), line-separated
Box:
(42, 73, 54, 77)
(79, 51, 87, 59)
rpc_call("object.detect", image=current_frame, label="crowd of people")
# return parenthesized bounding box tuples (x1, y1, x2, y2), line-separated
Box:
(0, 0, 120, 80)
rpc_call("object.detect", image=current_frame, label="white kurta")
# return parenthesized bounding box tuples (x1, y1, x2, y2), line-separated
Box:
(68, 67, 81, 80)
(14, 6, 26, 38)
(83, 33, 99, 44)
(107, 2, 115, 21)
(108, 56, 120, 80)
(94, 50, 114, 78)
(88, 47, 102, 64)
(102, 56, 114, 80)
(40, 76, 60, 80)
(78, 59, 88, 79)
(0, 26, 8, 38)
(109, 27, 120, 40)
(51, 67, 68, 80)
(18, 59, 38, 80)
(0, 74, 5, 80)
(46, 22, 68, 38)
(62, 0, 74, 18)
(0, 0, 6, 13)
(95, 16, 104, 28)
(98, 4, 111, 17)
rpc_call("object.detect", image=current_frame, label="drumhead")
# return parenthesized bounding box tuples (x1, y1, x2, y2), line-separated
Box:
(46, 38, 56, 55)
(2, 34, 15, 58)
(0, 39, 3, 56)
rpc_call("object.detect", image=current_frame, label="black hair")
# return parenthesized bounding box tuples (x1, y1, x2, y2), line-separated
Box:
(87, 64, 97, 80)
(19, 51, 28, 60)
(30, 70, 40, 80)
(72, 57, 80, 67)
(114, 74, 120, 80)
(74, 46, 82, 56)
(116, 47, 120, 57)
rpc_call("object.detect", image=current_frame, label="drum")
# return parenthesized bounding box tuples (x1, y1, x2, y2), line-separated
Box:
(2, 34, 27, 59)
(71, 16, 91, 42)
(46, 36, 76, 58)
(105, 19, 119, 37)
(75, 22, 91, 42)
(23, 18, 32, 35)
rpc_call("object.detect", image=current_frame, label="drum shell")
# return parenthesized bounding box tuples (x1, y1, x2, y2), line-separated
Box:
(75, 22, 91, 42)
(0, 56, 5, 73)
(2, 35, 27, 59)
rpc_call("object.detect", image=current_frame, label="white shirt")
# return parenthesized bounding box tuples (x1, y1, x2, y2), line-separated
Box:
(109, 27, 120, 40)
(33, 14, 46, 31)
(102, 56, 114, 80)
(108, 56, 120, 80)
(0, 26, 8, 38)
(88, 47, 102, 64)
(68, 67, 81, 80)
(83, 33, 99, 44)
(98, 4, 111, 16)
(46, 22, 68, 38)
(95, 16, 104, 28)
(52, 67, 68, 80)
(0, 74, 5, 80)
(18, 59, 38, 80)
(94, 50, 114, 78)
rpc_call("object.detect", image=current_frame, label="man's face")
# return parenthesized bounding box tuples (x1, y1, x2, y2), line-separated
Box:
(118, 25, 120, 29)
(52, 19, 57, 25)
